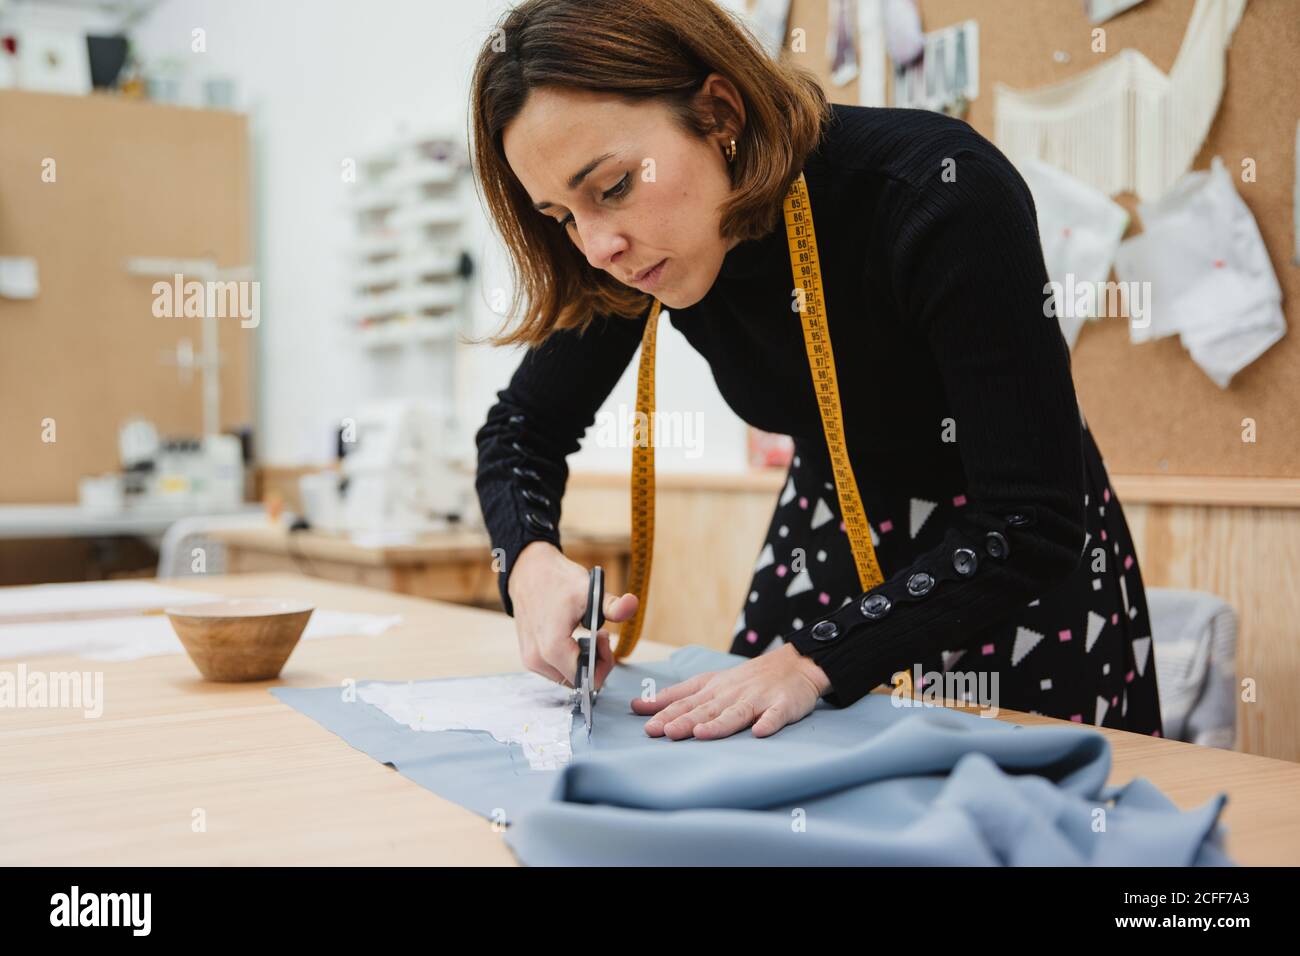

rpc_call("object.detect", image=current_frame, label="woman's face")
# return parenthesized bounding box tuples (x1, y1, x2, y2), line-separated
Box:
(502, 76, 743, 310)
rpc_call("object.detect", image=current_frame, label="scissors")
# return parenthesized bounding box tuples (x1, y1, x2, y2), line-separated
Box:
(572, 565, 604, 739)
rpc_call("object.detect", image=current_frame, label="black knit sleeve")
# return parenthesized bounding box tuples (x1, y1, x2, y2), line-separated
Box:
(474, 305, 652, 616)
(782, 147, 1087, 707)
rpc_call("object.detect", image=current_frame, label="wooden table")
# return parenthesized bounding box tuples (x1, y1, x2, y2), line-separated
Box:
(210, 525, 630, 610)
(3, 573, 1298, 865)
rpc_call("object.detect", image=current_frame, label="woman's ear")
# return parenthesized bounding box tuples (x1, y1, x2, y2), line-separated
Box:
(697, 71, 745, 144)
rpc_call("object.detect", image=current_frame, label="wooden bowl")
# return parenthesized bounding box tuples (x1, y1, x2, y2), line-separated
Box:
(165, 598, 314, 682)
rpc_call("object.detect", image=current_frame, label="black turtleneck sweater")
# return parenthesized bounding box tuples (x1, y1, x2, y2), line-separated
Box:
(474, 103, 1087, 708)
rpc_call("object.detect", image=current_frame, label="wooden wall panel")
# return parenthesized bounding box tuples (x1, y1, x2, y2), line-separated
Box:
(1120, 498, 1300, 760)
(0, 90, 254, 502)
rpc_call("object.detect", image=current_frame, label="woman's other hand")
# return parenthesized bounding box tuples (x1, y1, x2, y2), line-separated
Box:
(631, 643, 832, 740)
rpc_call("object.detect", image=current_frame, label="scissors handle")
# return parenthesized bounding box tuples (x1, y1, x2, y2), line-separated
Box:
(581, 565, 605, 632)
(573, 566, 604, 696)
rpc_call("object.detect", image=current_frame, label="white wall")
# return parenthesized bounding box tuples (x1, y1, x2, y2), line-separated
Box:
(126, 0, 750, 474)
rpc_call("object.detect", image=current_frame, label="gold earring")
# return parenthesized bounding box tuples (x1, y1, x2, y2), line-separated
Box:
(725, 138, 736, 163)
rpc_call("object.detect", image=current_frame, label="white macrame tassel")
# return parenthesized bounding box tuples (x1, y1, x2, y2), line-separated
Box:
(994, 0, 1247, 201)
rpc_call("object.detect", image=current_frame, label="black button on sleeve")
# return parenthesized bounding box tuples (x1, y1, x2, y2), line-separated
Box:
(952, 547, 978, 576)
(985, 531, 1010, 559)
(523, 512, 555, 533)
(1004, 508, 1037, 527)
(860, 592, 892, 619)
(906, 572, 935, 597)
(811, 620, 840, 641)
(520, 488, 552, 509)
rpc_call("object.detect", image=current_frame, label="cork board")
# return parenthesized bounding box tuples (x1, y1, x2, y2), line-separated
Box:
(0, 90, 254, 502)
(781, 0, 1300, 478)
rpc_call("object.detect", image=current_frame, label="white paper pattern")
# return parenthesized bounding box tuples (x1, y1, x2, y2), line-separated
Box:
(0, 609, 400, 662)
(0, 580, 213, 621)
(1112, 156, 1285, 387)
(1019, 158, 1130, 349)
(358, 673, 574, 771)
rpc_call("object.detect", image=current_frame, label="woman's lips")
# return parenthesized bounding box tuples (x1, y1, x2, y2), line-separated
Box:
(633, 258, 667, 290)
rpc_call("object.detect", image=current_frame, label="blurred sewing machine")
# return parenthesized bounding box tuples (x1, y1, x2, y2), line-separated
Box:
(297, 399, 472, 537)
(77, 417, 247, 516)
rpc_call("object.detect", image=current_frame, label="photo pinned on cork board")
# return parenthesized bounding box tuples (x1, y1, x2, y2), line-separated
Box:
(890, 17, 979, 118)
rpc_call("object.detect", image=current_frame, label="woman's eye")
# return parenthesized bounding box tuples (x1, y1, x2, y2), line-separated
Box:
(555, 174, 626, 229)
(603, 173, 630, 200)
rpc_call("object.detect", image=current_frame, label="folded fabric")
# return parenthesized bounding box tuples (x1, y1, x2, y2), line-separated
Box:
(1147, 587, 1238, 750)
(507, 681, 1232, 866)
(1020, 158, 1130, 349)
(1113, 156, 1285, 387)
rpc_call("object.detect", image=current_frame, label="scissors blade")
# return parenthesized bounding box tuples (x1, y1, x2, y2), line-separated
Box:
(582, 566, 604, 739)
(581, 670, 593, 738)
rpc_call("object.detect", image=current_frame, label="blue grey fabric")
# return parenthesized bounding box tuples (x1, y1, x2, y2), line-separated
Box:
(271, 645, 1232, 865)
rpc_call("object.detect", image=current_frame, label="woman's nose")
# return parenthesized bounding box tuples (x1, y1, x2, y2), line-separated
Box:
(576, 223, 628, 275)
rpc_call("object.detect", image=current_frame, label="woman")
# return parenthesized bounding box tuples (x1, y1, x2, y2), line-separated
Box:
(469, 0, 1163, 741)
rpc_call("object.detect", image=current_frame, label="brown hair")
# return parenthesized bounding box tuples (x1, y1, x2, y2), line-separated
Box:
(468, 0, 831, 348)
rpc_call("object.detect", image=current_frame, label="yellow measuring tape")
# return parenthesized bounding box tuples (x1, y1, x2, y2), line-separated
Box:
(613, 295, 660, 660)
(613, 172, 885, 661)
